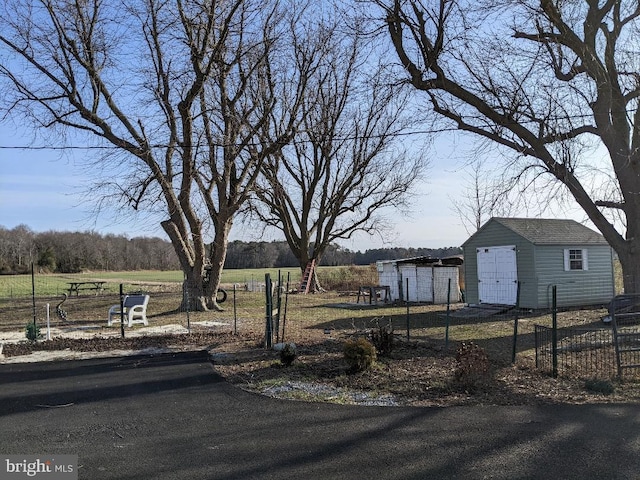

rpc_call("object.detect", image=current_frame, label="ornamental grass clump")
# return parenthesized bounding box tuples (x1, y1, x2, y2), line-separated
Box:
(343, 338, 377, 373)
(584, 378, 615, 395)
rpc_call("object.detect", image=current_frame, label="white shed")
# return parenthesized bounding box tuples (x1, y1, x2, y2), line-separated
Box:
(376, 256, 461, 304)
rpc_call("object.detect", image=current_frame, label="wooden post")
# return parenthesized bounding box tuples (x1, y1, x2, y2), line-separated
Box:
(552, 285, 558, 378)
(119, 283, 125, 339)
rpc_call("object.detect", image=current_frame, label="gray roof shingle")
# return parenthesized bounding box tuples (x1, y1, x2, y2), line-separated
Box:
(490, 217, 608, 245)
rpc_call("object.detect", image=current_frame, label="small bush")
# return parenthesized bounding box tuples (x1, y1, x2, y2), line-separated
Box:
(370, 320, 394, 356)
(343, 338, 377, 372)
(279, 343, 297, 366)
(584, 379, 615, 395)
(25, 323, 41, 342)
(453, 341, 491, 392)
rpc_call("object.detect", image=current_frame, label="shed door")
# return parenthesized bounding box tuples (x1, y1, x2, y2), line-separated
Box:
(477, 246, 518, 305)
(416, 266, 433, 302)
(399, 265, 418, 302)
(379, 263, 400, 301)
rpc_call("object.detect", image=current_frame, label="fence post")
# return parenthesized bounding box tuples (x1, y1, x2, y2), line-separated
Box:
(233, 284, 237, 335)
(405, 278, 410, 341)
(46, 304, 51, 341)
(119, 283, 125, 339)
(445, 278, 451, 349)
(511, 281, 521, 364)
(534, 325, 540, 369)
(275, 270, 282, 344)
(552, 285, 558, 378)
(264, 273, 273, 348)
(31, 263, 37, 334)
(185, 285, 191, 334)
(282, 272, 290, 343)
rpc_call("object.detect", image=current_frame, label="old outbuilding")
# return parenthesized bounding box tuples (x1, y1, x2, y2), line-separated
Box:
(376, 256, 461, 304)
(461, 217, 615, 309)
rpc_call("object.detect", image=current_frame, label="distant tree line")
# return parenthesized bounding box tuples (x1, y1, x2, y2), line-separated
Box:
(0, 225, 461, 274)
(0, 225, 180, 274)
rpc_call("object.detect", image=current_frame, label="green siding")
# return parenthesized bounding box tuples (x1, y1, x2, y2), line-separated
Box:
(463, 220, 614, 309)
(534, 245, 614, 308)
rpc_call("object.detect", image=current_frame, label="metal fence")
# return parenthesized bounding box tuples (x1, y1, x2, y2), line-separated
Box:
(533, 290, 640, 380)
(534, 324, 617, 379)
(609, 293, 640, 377)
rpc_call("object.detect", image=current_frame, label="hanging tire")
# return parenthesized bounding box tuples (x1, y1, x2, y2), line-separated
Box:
(216, 288, 227, 304)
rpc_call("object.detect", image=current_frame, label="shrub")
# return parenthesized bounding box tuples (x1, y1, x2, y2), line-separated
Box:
(453, 341, 491, 392)
(343, 338, 377, 372)
(279, 343, 297, 366)
(370, 320, 394, 356)
(25, 323, 41, 342)
(584, 378, 615, 395)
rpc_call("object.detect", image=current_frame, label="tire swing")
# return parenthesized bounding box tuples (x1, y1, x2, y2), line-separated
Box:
(216, 288, 227, 304)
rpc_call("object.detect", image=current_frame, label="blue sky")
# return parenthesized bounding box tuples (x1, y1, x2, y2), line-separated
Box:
(1, 153, 94, 232)
(0, 127, 474, 250)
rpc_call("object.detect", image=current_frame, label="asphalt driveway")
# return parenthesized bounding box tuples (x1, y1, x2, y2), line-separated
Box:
(1, 351, 639, 479)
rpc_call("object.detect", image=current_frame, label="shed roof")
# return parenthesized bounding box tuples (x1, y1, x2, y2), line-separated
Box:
(376, 256, 441, 265)
(463, 217, 609, 246)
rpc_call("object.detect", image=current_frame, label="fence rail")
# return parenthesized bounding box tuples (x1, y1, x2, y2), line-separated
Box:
(534, 324, 618, 379)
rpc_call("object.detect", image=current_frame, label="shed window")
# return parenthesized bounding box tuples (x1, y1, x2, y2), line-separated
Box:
(564, 249, 588, 271)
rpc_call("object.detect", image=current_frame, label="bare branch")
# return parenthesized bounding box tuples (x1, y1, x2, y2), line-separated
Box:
(379, 0, 640, 291)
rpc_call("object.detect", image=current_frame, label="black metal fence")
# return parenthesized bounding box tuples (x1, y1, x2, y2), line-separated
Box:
(533, 289, 640, 380)
(534, 324, 617, 379)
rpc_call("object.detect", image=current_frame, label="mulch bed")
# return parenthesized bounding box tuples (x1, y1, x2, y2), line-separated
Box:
(4, 331, 640, 406)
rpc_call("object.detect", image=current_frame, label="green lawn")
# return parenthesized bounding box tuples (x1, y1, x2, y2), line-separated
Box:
(0, 266, 353, 298)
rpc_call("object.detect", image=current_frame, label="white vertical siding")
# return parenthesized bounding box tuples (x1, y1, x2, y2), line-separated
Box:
(433, 267, 461, 303)
(377, 262, 460, 304)
(378, 262, 400, 301)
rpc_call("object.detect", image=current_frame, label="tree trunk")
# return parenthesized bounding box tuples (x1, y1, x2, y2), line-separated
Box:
(204, 221, 233, 311)
(617, 245, 640, 295)
(181, 267, 209, 312)
(163, 218, 223, 312)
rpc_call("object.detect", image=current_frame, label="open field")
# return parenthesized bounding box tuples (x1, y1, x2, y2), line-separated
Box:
(0, 265, 379, 298)
(3, 266, 639, 406)
(0, 268, 307, 298)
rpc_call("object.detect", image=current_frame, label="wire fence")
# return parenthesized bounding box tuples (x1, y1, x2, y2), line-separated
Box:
(534, 324, 617, 379)
(2, 269, 633, 385)
(531, 289, 640, 380)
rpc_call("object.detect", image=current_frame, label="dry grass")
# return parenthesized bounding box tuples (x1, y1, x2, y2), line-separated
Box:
(4, 288, 640, 406)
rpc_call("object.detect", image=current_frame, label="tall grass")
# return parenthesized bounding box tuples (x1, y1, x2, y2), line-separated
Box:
(318, 265, 378, 291)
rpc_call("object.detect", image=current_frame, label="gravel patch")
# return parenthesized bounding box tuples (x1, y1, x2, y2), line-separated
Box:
(260, 380, 399, 406)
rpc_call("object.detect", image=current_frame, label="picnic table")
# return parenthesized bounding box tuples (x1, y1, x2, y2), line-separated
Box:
(67, 281, 106, 296)
(356, 285, 391, 304)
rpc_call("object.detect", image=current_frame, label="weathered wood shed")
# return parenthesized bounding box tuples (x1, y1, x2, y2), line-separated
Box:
(376, 256, 461, 304)
(462, 218, 615, 309)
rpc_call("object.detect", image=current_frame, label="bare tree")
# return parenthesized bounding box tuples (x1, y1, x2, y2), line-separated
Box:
(378, 0, 640, 293)
(252, 19, 427, 289)
(0, 0, 319, 310)
(450, 158, 517, 235)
